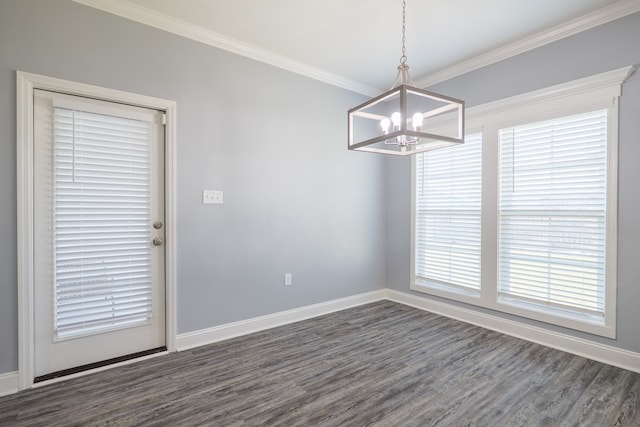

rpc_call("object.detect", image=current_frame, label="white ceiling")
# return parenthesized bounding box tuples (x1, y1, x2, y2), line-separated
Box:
(75, 0, 640, 95)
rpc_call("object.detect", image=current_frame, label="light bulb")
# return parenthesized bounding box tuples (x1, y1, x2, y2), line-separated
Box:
(380, 118, 390, 134)
(412, 112, 424, 131)
(391, 112, 401, 130)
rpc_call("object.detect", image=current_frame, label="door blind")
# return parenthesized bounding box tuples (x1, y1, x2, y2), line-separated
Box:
(53, 107, 153, 338)
(415, 132, 482, 291)
(498, 110, 607, 316)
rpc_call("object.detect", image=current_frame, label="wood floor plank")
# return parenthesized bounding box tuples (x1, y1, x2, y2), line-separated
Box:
(0, 300, 638, 426)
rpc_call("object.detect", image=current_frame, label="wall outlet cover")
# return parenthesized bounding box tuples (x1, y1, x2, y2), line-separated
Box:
(203, 190, 223, 204)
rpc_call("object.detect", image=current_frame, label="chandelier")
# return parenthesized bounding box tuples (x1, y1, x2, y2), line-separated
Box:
(348, 0, 465, 155)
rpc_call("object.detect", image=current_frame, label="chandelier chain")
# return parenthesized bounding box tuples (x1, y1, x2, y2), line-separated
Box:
(400, 0, 407, 65)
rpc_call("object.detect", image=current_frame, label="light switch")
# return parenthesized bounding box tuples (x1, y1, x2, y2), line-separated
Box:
(203, 190, 223, 204)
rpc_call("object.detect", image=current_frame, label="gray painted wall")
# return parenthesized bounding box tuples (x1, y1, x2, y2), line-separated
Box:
(0, 0, 385, 374)
(386, 12, 640, 352)
(1, 0, 638, 377)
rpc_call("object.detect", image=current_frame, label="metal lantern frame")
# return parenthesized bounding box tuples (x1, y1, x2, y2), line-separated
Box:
(348, 84, 464, 156)
(347, 0, 465, 156)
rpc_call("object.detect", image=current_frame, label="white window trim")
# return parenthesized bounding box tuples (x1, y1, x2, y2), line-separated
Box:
(411, 66, 635, 339)
(16, 71, 178, 390)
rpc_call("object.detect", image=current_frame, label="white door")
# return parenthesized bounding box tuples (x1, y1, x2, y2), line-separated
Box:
(33, 89, 166, 380)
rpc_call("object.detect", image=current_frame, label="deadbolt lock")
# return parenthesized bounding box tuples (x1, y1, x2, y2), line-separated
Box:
(152, 237, 164, 246)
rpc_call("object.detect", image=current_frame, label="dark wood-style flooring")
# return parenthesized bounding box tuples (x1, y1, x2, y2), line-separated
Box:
(1, 301, 638, 426)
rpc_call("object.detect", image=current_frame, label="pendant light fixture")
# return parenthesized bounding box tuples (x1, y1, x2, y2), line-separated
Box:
(348, 0, 465, 155)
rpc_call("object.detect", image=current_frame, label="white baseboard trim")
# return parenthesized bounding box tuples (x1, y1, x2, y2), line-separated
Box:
(176, 290, 387, 351)
(4, 287, 636, 399)
(0, 371, 19, 397)
(386, 289, 640, 374)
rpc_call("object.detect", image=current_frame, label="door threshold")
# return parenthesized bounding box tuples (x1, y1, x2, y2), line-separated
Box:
(34, 346, 167, 384)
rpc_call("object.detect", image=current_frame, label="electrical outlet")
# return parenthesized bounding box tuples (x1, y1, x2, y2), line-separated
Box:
(284, 273, 292, 286)
(203, 190, 223, 204)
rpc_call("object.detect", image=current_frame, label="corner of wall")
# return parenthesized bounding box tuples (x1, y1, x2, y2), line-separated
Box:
(0, 371, 19, 397)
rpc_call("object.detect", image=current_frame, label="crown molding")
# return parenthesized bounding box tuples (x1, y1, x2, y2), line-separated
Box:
(71, 0, 381, 97)
(464, 65, 635, 119)
(72, 0, 640, 96)
(414, 0, 640, 88)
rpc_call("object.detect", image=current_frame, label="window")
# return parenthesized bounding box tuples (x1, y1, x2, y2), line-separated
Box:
(498, 111, 607, 317)
(52, 106, 155, 338)
(412, 67, 631, 337)
(414, 133, 482, 294)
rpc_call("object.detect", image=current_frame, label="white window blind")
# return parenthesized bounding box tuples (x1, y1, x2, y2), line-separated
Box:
(498, 110, 607, 316)
(53, 107, 153, 338)
(415, 132, 482, 291)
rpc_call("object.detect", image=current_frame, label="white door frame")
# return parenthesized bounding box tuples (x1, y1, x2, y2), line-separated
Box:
(16, 71, 177, 390)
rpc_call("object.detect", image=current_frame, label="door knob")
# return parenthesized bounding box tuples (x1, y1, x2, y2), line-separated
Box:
(152, 237, 164, 246)
(153, 221, 163, 230)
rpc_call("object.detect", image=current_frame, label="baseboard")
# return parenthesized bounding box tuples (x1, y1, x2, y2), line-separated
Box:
(5, 287, 635, 400)
(0, 371, 19, 397)
(386, 289, 640, 374)
(176, 290, 387, 351)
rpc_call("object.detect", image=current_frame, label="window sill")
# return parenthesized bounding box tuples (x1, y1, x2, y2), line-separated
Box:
(496, 297, 615, 339)
(410, 280, 615, 339)
(411, 279, 480, 307)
